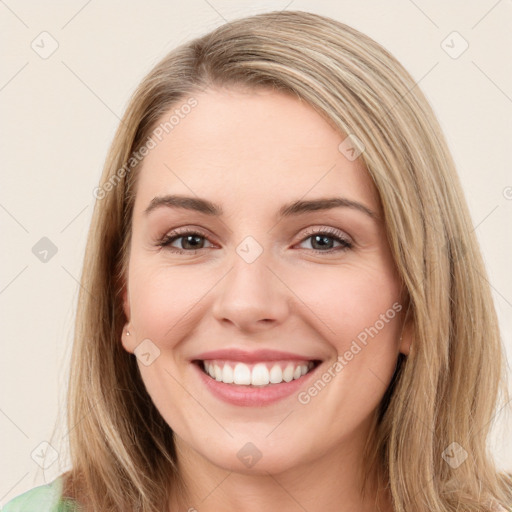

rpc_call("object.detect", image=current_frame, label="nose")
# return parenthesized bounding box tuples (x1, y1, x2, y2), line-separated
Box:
(211, 253, 290, 334)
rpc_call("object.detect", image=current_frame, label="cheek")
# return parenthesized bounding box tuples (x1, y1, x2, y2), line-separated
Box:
(128, 262, 211, 342)
(290, 263, 401, 344)
(291, 265, 402, 403)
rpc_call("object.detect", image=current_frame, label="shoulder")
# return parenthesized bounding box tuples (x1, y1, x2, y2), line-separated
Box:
(1, 476, 76, 511)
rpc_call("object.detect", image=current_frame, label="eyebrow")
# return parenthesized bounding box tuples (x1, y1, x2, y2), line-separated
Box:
(144, 194, 377, 219)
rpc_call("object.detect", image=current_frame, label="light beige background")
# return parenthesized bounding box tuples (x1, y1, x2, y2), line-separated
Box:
(1, 0, 511, 504)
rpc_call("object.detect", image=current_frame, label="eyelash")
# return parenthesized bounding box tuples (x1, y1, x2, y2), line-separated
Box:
(156, 226, 353, 255)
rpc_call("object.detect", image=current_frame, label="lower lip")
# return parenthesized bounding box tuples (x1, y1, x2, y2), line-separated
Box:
(193, 362, 320, 406)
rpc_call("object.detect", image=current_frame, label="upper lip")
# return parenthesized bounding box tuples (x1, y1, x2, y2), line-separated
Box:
(192, 349, 322, 363)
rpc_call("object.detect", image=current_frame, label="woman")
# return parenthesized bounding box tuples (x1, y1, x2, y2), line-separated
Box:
(4, 10, 511, 512)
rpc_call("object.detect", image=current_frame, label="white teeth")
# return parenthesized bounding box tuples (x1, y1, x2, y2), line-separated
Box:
(233, 363, 251, 385)
(251, 364, 270, 386)
(283, 364, 294, 382)
(222, 363, 234, 384)
(202, 360, 316, 386)
(269, 364, 283, 384)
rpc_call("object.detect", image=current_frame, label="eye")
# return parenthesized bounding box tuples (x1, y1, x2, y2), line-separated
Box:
(156, 226, 353, 255)
(157, 229, 213, 253)
(297, 227, 353, 253)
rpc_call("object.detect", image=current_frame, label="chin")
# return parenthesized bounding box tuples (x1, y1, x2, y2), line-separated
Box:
(206, 449, 300, 476)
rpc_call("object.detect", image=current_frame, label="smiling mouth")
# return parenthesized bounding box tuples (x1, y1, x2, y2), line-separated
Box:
(194, 359, 321, 387)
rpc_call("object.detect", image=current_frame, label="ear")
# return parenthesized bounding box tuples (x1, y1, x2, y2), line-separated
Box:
(398, 302, 413, 356)
(121, 283, 135, 354)
(122, 282, 130, 320)
(399, 325, 413, 356)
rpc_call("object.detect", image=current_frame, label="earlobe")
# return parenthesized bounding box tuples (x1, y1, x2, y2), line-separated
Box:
(399, 332, 412, 356)
(399, 316, 413, 356)
(121, 284, 134, 353)
(121, 326, 135, 354)
(398, 298, 413, 356)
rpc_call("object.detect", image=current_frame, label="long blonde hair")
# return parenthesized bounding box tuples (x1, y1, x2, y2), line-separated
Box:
(56, 10, 512, 511)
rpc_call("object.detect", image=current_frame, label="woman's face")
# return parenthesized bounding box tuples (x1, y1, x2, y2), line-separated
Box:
(122, 86, 410, 475)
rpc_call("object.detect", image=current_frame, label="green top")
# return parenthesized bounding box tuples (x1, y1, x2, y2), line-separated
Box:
(1, 476, 77, 511)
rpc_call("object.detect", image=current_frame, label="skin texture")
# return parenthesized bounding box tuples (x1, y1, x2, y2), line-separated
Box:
(121, 86, 411, 512)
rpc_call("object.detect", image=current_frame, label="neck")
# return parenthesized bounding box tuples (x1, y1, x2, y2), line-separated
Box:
(169, 431, 392, 512)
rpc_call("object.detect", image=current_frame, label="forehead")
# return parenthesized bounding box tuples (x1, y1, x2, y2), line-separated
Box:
(133, 87, 379, 216)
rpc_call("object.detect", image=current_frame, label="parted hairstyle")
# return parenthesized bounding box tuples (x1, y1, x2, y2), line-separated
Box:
(52, 10, 512, 511)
